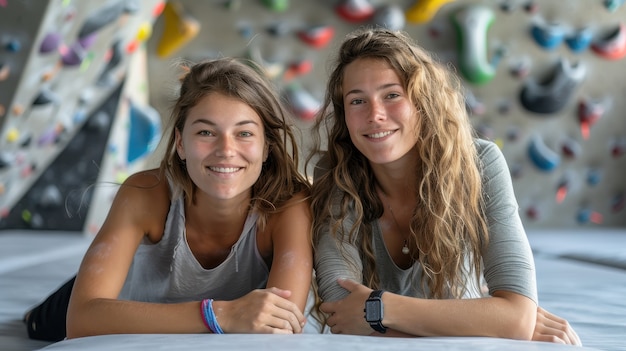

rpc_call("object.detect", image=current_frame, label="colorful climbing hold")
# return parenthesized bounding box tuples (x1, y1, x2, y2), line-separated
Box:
(406, 0, 455, 24)
(373, 5, 406, 31)
(555, 179, 568, 203)
(297, 25, 334, 49)
(283, 59, 313, 82)
(5, 127, 19, 143)
(591, 23, 626, 60)
(32, 89, 59, 105)
(586, 168, 602, 186)
(519, 58, 586, 114)
(78, 0, 137, 39)
(525, 205, 540, 220)
(565, 27, 593, 53)
(284, 84, 320, 121)
(335, 0, 375, 23)
(262, 0, 289, 12)
(578, 98, 606, 140)
(528, 135, 560, 172)
(561, 138, 581, 158)
(508, 56, 531, 79)
(39, 32, 62, 54)
(5, 38, 21, 52)
(576, 208, 603, 224)
(604, 0, 625, 12)
(451, 5, 496, 85)
(530, 20, 565, 50)
(0, 62, 9, 81)
(611, 192, 625, 212)
(60, 43, 85, 66)
(127, 102, 161, 163)
(611, 140, 625, 158)
(156, 2, 200, 58)
(136, 22, 153, 42)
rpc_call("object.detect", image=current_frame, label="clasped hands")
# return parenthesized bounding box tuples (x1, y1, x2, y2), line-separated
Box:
(215, 287, 306, 334)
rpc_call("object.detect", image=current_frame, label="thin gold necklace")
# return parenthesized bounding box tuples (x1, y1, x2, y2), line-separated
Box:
(380, 190, 410, 255)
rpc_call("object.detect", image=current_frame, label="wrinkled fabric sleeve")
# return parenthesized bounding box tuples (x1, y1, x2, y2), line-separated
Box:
(478, 139, 538, 304)
(314, 212, 364, 303)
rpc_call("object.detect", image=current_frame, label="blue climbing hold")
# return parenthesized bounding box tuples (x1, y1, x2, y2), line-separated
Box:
(127, 102, 161, 163)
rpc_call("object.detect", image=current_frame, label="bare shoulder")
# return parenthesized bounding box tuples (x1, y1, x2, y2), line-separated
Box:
(110, 168, 170, 239)
(122, 168, 165, 188)
(267, 190, 312, 228)
(279, 190, 311, 214)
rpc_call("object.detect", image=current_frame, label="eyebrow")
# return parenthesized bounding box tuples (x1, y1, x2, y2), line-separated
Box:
(344, 83, 402, 97)
(190, 118, 261, 127)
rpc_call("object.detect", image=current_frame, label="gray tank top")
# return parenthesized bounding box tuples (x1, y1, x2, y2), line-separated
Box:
(118, 193, 269, 303)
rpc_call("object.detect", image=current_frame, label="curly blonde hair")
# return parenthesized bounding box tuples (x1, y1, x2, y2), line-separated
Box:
(307, 27, 488, 299)
(161, 57, 310, 228)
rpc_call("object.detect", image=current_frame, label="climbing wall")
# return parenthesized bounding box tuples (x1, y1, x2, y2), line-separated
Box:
(2, 0, 624, 233)
(0, 0, 164, 231)
(144, 0, 625, 229)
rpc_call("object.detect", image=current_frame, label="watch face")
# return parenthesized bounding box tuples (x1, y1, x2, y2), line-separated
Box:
(365, 299, 382, 322)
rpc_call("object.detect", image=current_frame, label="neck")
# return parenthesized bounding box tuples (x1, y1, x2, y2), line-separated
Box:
(370, 149, 420, 199)
(186, 192, 251, 239)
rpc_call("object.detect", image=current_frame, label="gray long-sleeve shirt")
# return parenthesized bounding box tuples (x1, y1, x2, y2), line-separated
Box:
(315, 139, 537, 303)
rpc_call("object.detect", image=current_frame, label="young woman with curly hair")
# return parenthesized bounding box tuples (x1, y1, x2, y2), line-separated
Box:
(308, 27, 580, 345)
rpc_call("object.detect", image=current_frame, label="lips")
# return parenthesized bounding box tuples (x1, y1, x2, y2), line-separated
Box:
(208, 166, 242, 173)
(366, 130, 394, 139)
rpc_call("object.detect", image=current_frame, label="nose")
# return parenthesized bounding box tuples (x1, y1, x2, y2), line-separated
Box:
(215, 135, 236, 158)
(367, 99, 386, 123)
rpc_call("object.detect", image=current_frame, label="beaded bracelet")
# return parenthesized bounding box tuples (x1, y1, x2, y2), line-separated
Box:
(200, 299, 224, 334)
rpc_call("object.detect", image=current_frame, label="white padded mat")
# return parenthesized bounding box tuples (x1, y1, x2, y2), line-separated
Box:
(1, 229, 624, 351)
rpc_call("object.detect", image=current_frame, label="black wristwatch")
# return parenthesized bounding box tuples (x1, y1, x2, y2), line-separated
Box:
(364, 290, 387, 333)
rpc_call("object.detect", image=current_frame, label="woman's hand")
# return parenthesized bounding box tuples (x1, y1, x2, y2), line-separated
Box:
(215, 287, 306, 334)
(532, 306, 582, 346)
(320, 278, 375, 335)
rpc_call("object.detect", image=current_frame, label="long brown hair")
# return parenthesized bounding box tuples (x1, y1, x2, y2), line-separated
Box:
(161, 57, 310, 228)
(307, 27, 488, 299)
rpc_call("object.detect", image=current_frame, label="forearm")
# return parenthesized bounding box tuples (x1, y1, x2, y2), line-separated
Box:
(67, 298, 205, 338)
(382, 292, 537, 340)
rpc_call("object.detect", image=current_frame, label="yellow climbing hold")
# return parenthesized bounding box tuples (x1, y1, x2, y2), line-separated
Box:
(5, 127, 19, 143)
(155, 2, 200, 58)
(136, 22, 153, 42)
(405, 0, 455, 24)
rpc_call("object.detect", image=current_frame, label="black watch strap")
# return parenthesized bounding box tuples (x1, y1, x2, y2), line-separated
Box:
(365, 290, 387, 333)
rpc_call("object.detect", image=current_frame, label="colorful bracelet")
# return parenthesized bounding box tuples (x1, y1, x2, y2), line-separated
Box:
(200, 299, 224, 334)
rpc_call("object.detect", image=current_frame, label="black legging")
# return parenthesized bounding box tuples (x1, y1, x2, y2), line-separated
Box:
(25, 276, 75, 341)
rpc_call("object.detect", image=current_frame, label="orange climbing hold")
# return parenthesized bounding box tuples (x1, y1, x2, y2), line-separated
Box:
(156, 2, 200, 58)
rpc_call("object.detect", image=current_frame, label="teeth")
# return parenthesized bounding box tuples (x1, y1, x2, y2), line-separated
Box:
(368, 131, 393, 139)
(209, 167, 240, 173)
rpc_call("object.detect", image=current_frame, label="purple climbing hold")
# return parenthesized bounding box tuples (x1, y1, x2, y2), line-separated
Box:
(61, 43, 85, 66)
(40, 32, 62, 53)
(78, 32, 98, 49)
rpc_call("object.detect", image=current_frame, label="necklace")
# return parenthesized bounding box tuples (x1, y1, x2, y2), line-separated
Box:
(380, 190, 410, 255)
(387, 205, 410, 255)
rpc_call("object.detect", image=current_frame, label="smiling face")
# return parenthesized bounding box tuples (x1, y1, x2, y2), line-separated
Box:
(175, 92, 268, 203)
(342, 58, 420, 166)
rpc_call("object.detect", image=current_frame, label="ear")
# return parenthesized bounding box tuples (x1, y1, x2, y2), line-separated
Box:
(175, 128, 186, 161)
